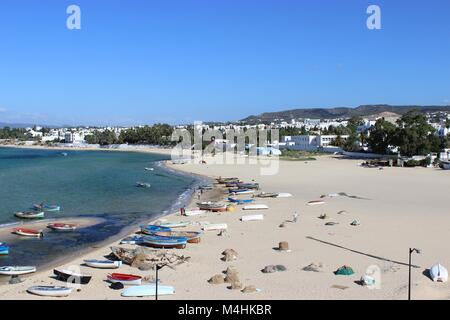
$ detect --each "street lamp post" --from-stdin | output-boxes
[155,263,168,301]
[408,248,421,300]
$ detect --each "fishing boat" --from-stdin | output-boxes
[0,243,9,255]
[47,223,77,231]
[158,221,190,228]
[0,266,36,276]
[256,192,279,198]
[121,284,175,297]
[84,259,122,269]
[241,214,264,222]
[13,228,43,237]
[229,189,255,195]
[14,211,44,219]
[27,286,73,297]
[441,161,450,170]
[242,204,269,210]
[307,200,325,206]
[140,225,172,235]
[141,236,187,249]
[144,167,154,171]
[150,231,202,244]
[136,182,151,188]
[237,183,260,190]
[182,208,207,216]
[227,197,254,204]
[198,185,213,190]
[53,269,92,284]
[120,235,144,245]
[107,273,142,286]
[202,223,228,231]
[429,263,448,282]
[33,203,61,212]
[216,177,240,184]
[276,193,292,198]
[197,201,227,212]
[224,181,240,187]
[61,152,68,157]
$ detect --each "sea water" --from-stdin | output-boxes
[0,147,202,267]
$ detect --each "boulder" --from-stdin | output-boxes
[278,241,289,251]
[242,285,257,293]
[208,274,225,284]
[261,265,277,273]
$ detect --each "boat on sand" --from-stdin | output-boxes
[27,286,73,297]
[141,236,187,249]
[121,284,175,297]
[197,201,227,212]
[150,231,202,244]
[307,200,325,206]
[53,269,92,284]
[47,223,77,231]
[243,204,268,210]
[107,273,142,286]
[84,259,122,269]
[202,223,227,231]
[0,266,36,276]
[241,214,264,222]
[140,225,171,234]
[13,228,43,237]
[429,263,448,282]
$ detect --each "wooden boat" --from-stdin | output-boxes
[0,242,9,255]
[140,225,172,234]
[202,223,228,231]
[136,182,151,188]
[198,184,213,190]
[33,203,61,212]
[144,167,154,171]
[53,269,92,284]
[27,286,73,297]
[0,266,36,276]
[84,259,122,269]
[120,235,144,245]
[256,192,278,198]
[141,236,187,249]
[241,214,264,222]
[150,231,202,244]
[216,177,240,184]
[197,201,227,212]
[227,197,254,204]
[14,211,44,219]
[429,263,448,282]
[158,221,190,228]
[107,273,142,286]
[182,208,207,216]
[242,204,269,210]
[13,228,43,237]
[229,189,255,195]
[121,284,175,297]
[307,200,325,206]
[225,182,240,187]
[237,183,260,190]
[47,223,77,231]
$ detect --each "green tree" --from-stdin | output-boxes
[367,118,396,154]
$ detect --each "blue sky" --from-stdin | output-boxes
[0,0,449,126]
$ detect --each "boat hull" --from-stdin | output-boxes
[107,273,142,286]
[0,266,36,276]
[84,260,122,269]
[27,286,73,297]
[53,269,92,285]
[151,231,202,244]
[13,228,43,237]
[121,284,175,297]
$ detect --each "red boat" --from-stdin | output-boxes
[13,228,43,237]
[107,273,142,285]
[47,223,77,231]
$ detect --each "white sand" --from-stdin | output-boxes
[1,152,450,300]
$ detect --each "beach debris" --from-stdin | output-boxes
[208,274,225,284]
[279,222,287,228]
[218,230,227,236]
[110,282,124,290]
[325,222,339,226]
[275,265,287,271]
[302,263,323,272]
[9,276,23,285]
[337,210,347,215]
[110,246,190,269]
[261,265,277,273]
[429,263,448,282]
[292,212,298,223]
[221,249,238,262]
[359,275,376,287]
[228,281,242,290]
[350,220,360,226]
[225,266,238,276]
[331,285,349,290]
[318,213,328,219]
[242,285,258,293]
[278,241,289,251]
[334,265,355,276]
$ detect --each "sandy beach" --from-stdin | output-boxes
[1,150,450,300]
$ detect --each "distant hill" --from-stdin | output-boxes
[240,105,450,124]
[0,122,59,129]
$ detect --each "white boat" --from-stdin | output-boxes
[202,223,228,231]
[144,167,154,171]
[241,214,264,222]
[429,263,448,282]
[276,193,292,198]
[27,286,73,297]
[230,189,255,195]
[14,211,44,219]
[0,266,37,276]
[158,221,190,228]
[121,284,175,297]
[183,209,207,216]
[84,259,122,269]
[242,204,268,210]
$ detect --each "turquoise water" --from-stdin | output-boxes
[0,147,201,268]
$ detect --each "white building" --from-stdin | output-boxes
[280,135,349,152]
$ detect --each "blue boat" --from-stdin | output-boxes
[140,225,172,235]
[120,235,144,245]
[141,235,187,249]
[227,197,254,204]
[0,242,9,255]
[33,203,61,212]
